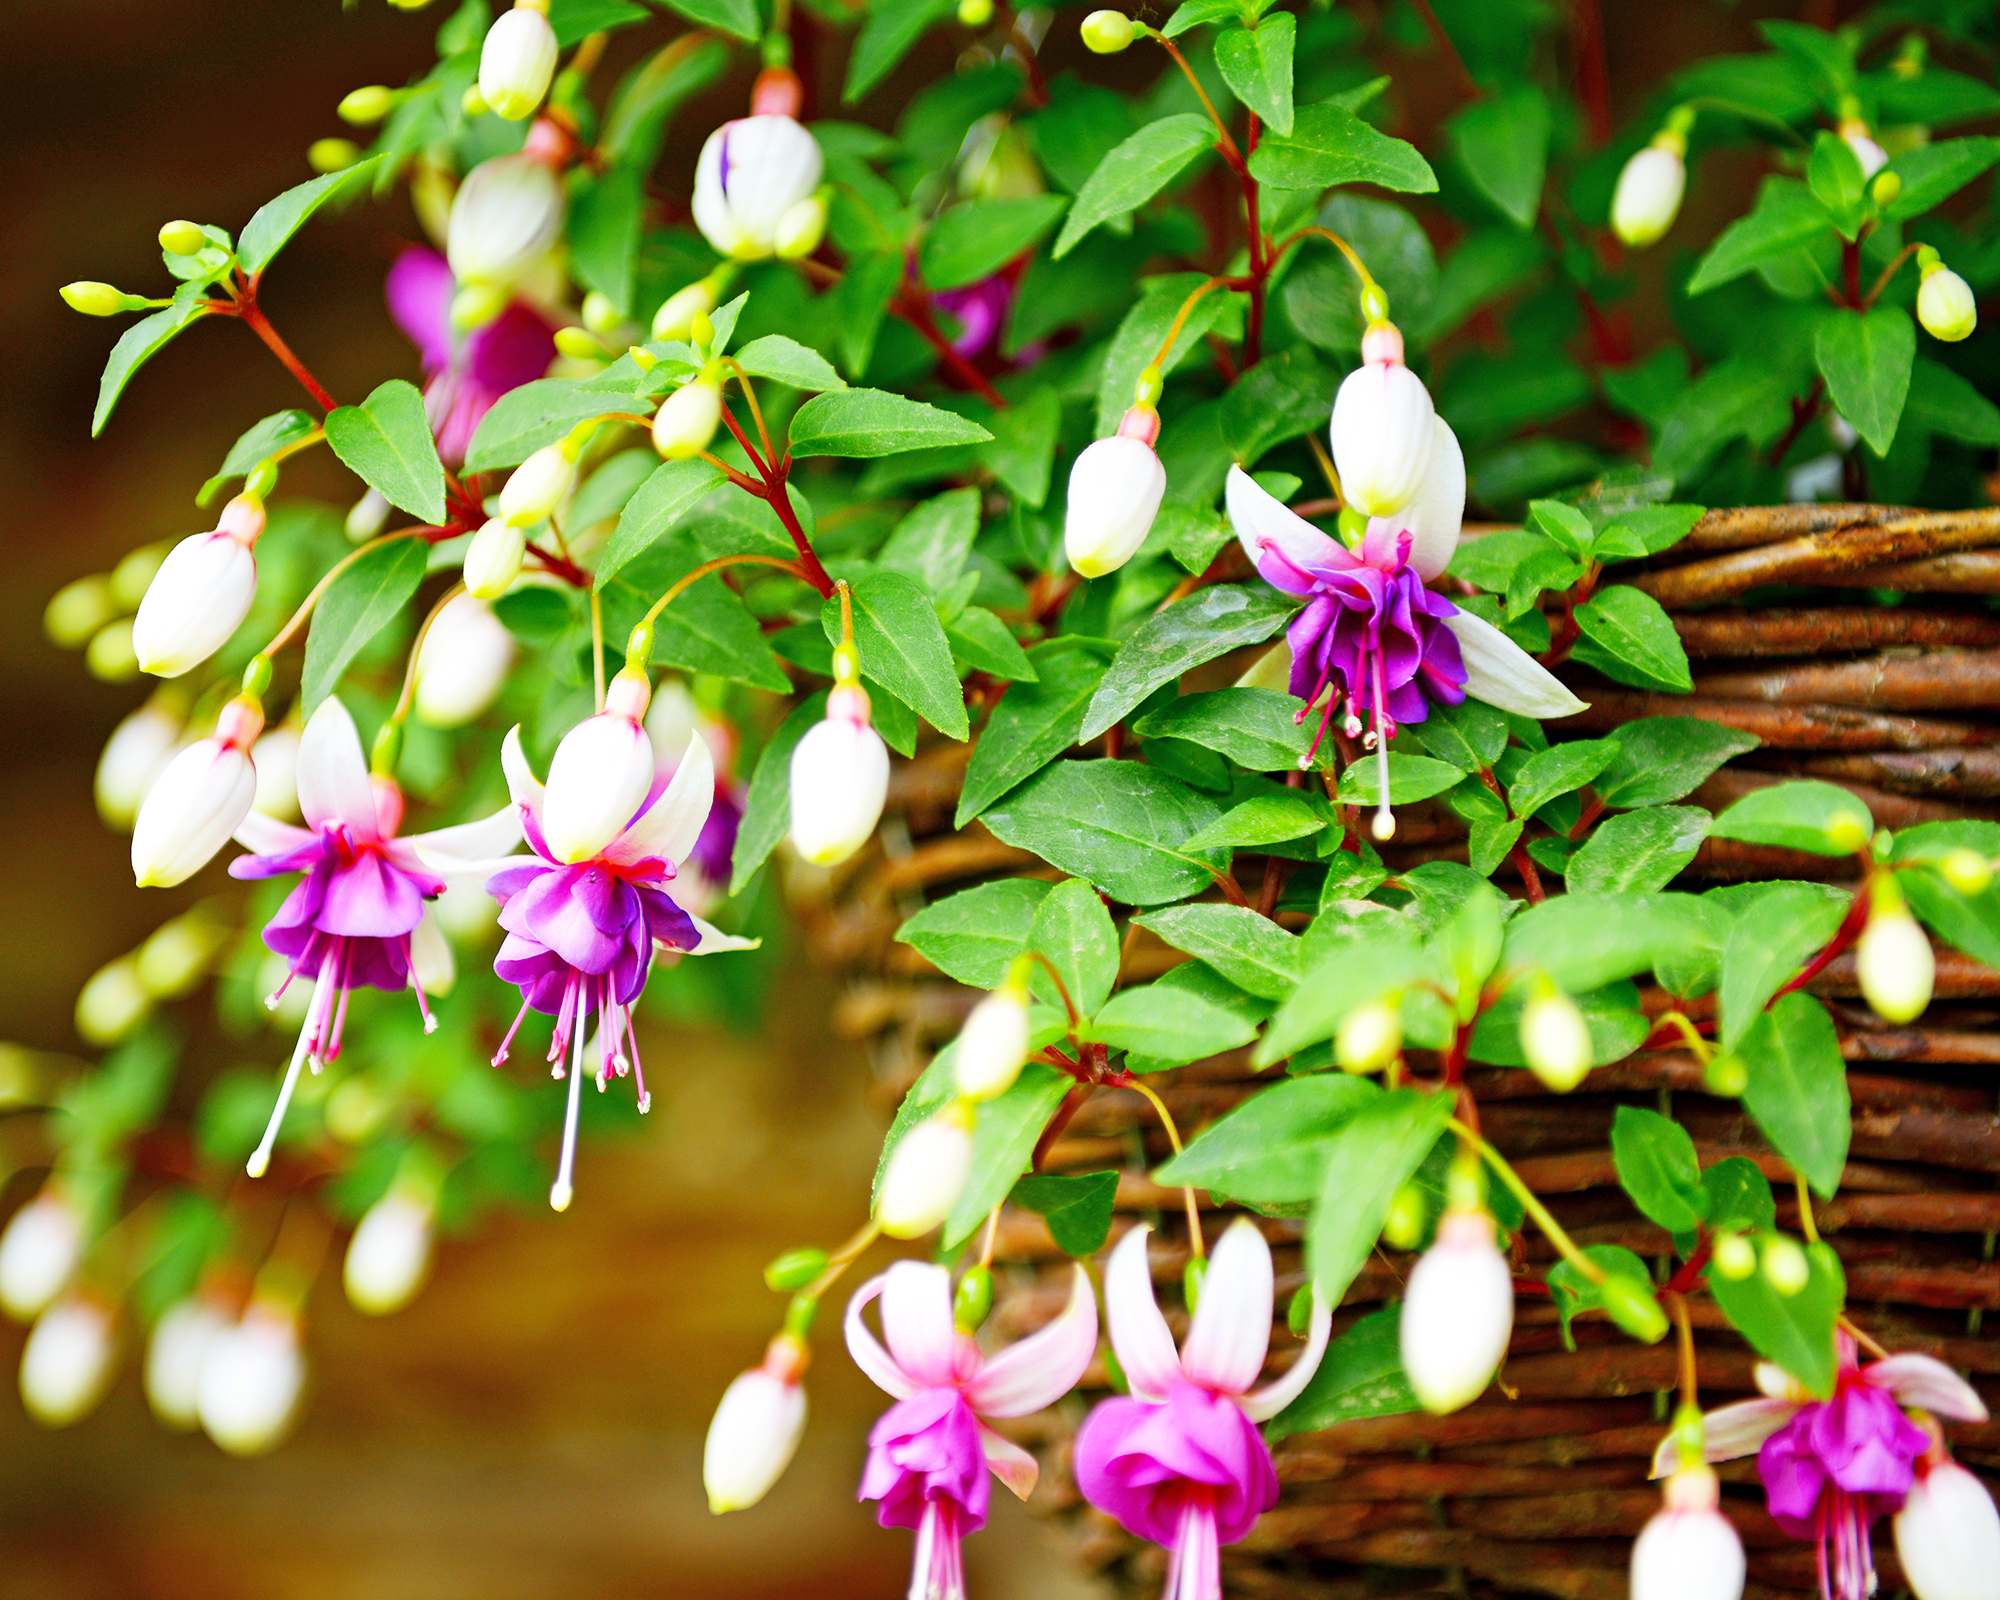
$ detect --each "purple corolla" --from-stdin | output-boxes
[1074,1221,1332,1600]
[230,698,520,1178]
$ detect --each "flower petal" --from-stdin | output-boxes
[1867,1353,1991,1422]
[1442,610,1589,718]
[962,1264,1097,1419]
[410,802,524,876]
[1226,467,1351,597]
[234,811,315,857]
[1104,1225,1183,1403]
[1240,1295,1333,1423]
[1399,417,1466,582]
[844,1272,917,1401]
[1180,1217,1272,1396]
[977,1419,1040,1501]
[297,698,380,839]
[685,914,761,956]
[1649,1397,1800,1477]
[409,908,456,996]
[881,1260,959,1389]
[500,726,546,824]
[608,731,714,871]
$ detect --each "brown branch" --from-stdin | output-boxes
[1672,606,2000,657]
[1556,692,1999,752]
[1631,507,2000,606]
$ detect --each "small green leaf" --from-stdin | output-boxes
[1248,99,1436,193]
[1308,1089,1455,1306]
[730,691,827,895]
[1718,883,1849,1048]
[1091,983,1259,1063]
[237,155,387,276]
[819,570,969,739]
[977,386,1062,508]
[1053,114,1218,258]
[1136,903,1301,1001]
[657,0,760,41]
[733,334,847,392]
[982,760,1228,906]
[1214,13,1295,136]
[1265,1306,1419,1441]
[1133,688,1311,772]
[1610,1106,1706,1233]
[1010,1172,1119,1257]
[1701,1157,1776,1235]
[1500,892,1707,994]
[1595,718,1759,809]
[1814,305,1915,457]
[466,378,636,473]
[1740,993,1850,1199]
[845,0,958,102]
[1257,933,1431,1064]
[1030,876,1119,1017]
[957,644,1109,825]
[1805,131,1869,239]
[948,607,1037,681]
[1333,753,1466,806]
[596,459,725,584]
[1686,178,1829,296]
[568,165,645,315]
[1155,1075,1378,1206]
[1446,85,1551,230]
[1906,357,2000,446]
[323,378,447,523]
[1507,737,1622,819]
[1547,1244,1664,1349]
[921,194,1071,289]
[1710,781,1873,856]
[299,536,429,712]
[93,286,213,437]
[897,879,1052,988]
[1183,794,1324,852]
[1709,1237,1844,1399]
[1573,587,1694,693]
[788,388,992,457]
[1081,587,1297,741]
[199,408,318,503]
[1883,136,2000,220]
[1566,807,1710,893]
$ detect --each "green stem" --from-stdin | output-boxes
[261,532,419,655]
[1449,1116,1606,1284]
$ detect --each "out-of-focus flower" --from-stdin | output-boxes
[691,116,825,261]
[415,593,515,728]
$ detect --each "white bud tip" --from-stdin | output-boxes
[1372,808,1396,841]
[549,1181,573,1212]
[245,1151,269,1179]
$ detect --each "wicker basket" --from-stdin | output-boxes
[796,502,2000,1600]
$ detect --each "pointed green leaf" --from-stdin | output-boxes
[1136,902,1300,1000]
[323,378,447,523]
[983,760,1227,906]
[1248,100,1436,193]
[1814,305,1915,457]
[1446,85,1551,230]
[734,334,848,393]
[1308,1089,1455,1306]
[1686,178,1829,296]
[300,536,429,713]
[1030,876,1119,1017]
[898,879,1052,987]
[957,644,1108,825]
[1080,586,1297,741]
[819,570,969,739]
[920,194,1071,289]
[92,286,212,437]
[1053,114,1218,258]
[1740,992,1850,1198]
[1010,1172,1119,1257]
[237,155,387,276]
[1573,586,1694,693]
[788,388,992,457]
[1214,13,1295,136]
[595,459,726,584]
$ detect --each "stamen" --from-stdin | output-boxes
[247,962,328,1178]
[550,986,588,1212]
[406,936,438,1036]
[493,997,534,1067]
[1370,652,1396,843]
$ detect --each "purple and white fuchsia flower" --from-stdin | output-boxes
[484,708,755,1209]
[1652,1335,1990,1600]
[691,114,825,262]
[230,698,520,1179]
[1075,1221,1331,1600]
[847,1259,1098,1600]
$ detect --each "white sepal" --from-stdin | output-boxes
[415,593,515,728]
[540,710,656,863]
[131,532,257,677]
[131,735,258,886]
[1442,609,1589,718]
[1369,416,1466,582]
[652,378,723,460]
[251,724,302,820]
[0,1192,84,1323]
[1895,1459,2000,1600]
[1064,435,1166,579]
[787,710,889,866]
[1611,144,1687,248]
[1399,1209,1513,1414]
[197,1301,307,1457]
[478,4,559,121]
[1330,359,1436,517]
[703,1357,808,1513]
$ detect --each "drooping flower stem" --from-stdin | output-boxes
[1127,1078,1205,1257]
[589,586,606,710]
[1148,275,1251,372]
[1270,225,1381,302]
[261,532,424,656]
[799,1219,882,1302]
[1448,1116,1607,1285]
[1794,1169,1821,1246]
[390,581,468,730]
[1010,948,1081,1030]
[639,554,813,634]
[720,359,777,466]
[1138,28,1245,174]
[1665,1289,1699,1407]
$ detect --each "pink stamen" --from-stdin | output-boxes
[493,997,534,1068]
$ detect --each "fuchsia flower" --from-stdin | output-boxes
[1075,1221,1332,1600]
[1653,1335,1989,1600]
[386,246,555,467]
[846,1259,1098,1600]
[933,275,1012,359]
[231,698,520,1178]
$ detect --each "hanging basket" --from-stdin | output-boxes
[797,502,2000,1600]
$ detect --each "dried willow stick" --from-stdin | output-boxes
[1673,607,2000,658]
[1558,692,1999,751]
[1694,648,2000,711]
[1675,502,1918,552]
[1633,509,2000,606]
[1807,549,2000,593]
[1797,748,2000,799]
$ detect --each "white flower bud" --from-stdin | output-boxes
[1761,1234,1809,1296]
[447,151,566,287]
[131,505,263,677]
[500,442,577,528]
[1520,987,1593,1091]
[1611,143,1687,248]
[773,194,827,260]
[20,1295,117,1428]
[0,1192,84,1322]
[704,1338,808,1513]
[1399,1209,1513,1414]
[345,488,391,542]
[75,956,150,1045]
[541,705,656,864]
[652,280,719,342]
[1857,907,1934,1024]
[464,517,527,598]
[343,1192,435,1316]
[1842,124,1889,179]
[1081,9,1135,51]
[251,723,301,820]
[197,1302,306,1456]
[787,693,890,867]
[415,593,515,728]
[130,725,258,887]
[1631,1466,1745,1600]
[95,701,183,829]
[955,985,1032,1100]
[1337,999,1402,1074]
[653,377,723,460]
[692,116,825,261]
[478,3,559,121]
[875,1104,975,1239]
[1895,1458,2000,1600]
[1330,358,1437,517]
[145,1296,229,1429]
[1064,434,1166,579]
[1918,265,1978,344]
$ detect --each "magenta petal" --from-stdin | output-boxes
[859,1389,991,1535]
[1759,1410,1833,1535]
[1074,1386,1277,1549]
[465,299,558,394]
[1809,1385,1928,1497]
[318,852,428,939]
[386,247,455,370]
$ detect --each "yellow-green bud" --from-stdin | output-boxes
[1941,847,1993,896]
[338,85,397,125]
[136,913,225,999]
[1520,986,1593,1091]
[1381,1182,1427,1252]
[1182,1253,1207,1314]
[158,221,210,256]
[1336,506,1368,550]
[44,576,115,649]
[1133,364,1164,408]
[1081,9,1136,52]
[953,1264,993,1331]
[1703,1052,1749,1098]
[581,291,621,336]
[690,309,716,351]
[1711,1232,1756,1281]
[110,542,169,611]
[1337,998,1401,1074]
[652,279,719,342]
[1597,1273,1668,1343]
[1359,282,1390,323]
[76,957,150,1046]
[958,0,994,22]
[462,85,490,117]
[1869,170,1901,208]
[307,138,363,174]
[762,1247,827,1292]
[451,281,512,333]
[1917,257,1978,343]
[60,282,139,317]
[85,619,139,683]
[553,326,606,361]
[1825,811,1870,854]
[1761,1234,1809,1297]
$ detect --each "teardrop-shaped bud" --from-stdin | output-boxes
[197,1301,307,1457]
[1918,263,1978,344]
[954,984,1032,1100]
[145,1296,230,1430]
[875,1104,976,1239]
[692,116,825,261]
[130,705,260,887]
[1611,143,1687,248]
[1399,1208,1513,1414]
[19,1294,117,1428]
[478,3,559,121]
[540,703,656,863]
[1895,1457,2000,1600]
[1063,433,1166,579]
[0,1191,84,1322]
[1630,1465,1746,1600]
[652,377,723,460]
[95,700,184,829]
[343,1192,435,1316]
[1330,356,1436,517]
[463,517,527,598]
[1520,986,1593,1091]
[415,594,515,729]
[447,151,566,287]
[703,1335,809,1513]
[499,442,577,528]
[787,689,890,867]
[1857,906,1935,1024]
[131,498,264,677]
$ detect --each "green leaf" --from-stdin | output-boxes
[466,378,637,473]
[1333,753,1466,807]
[1718,883,1850,1048]
[942,1064,1072,1248]
[602,538,789,691]
[299,536,428,713]
[977,386,1062,508]
[1566,807,1710,893]
[1879,71,2000,131]
[1010,1172,1118,1257]
[1091,983,1258,1063]
[599,35,728,167]
[1906,357,2000,446]
[878,487,978,595]
[1265,1306,1419,1441]
[1500,892,1706,994]
[1595,718,1759,808]
[237,155,387,276]
[898,879,1052,988]
[1740,993,1850,1199]
[1710,780,1873,856]
[948,607,1037,681]
[1903,865,2000,971]
[844,0,957,102]
[1093,273,1242,435]
[957,644,1108,825]
[730,691,826,895]
[1814,305,1915,457]
[1183,794,1324,852]
[1161,0,1252,37]
[1257,934,1431,1064]
[1214,13,1295,136]
[1651,357,1795,485]
[1547,1243,1663,1348]
[1406,698,1510,772]
[1053,115,1218,258]
[1030,876,1119,1017]
[1248,99,1436,193]
[657,0,760,40]
[733,334,847,392]
[1599,504,1706,558]
[1308,1089,1455,1306]
[1155,1075,1378,1207]
[595,459,725,584]
[1446,85,1550,230]
[1133,688,1309,772]
[1081,586,1298,741]
[1507,738,1622,820]
[1686,178,1830,296]
[1702,1157,1776,1235]
[920,194,1071,290]
[1611,1106,1706,1234]
[982,760,1227,906]
[1806,130,1869,239]
[549,0,650,44]
[788,388,992,457]
[819,570,969,739]
[1136,903,1301,1000]
[1883,136,2000,220]
[1573,587,1694,693]
[568,165,644,315]
[1709,1237,1844,1399]
[92,286,212,437]
[199,408,317,503]
[323,378,447,523]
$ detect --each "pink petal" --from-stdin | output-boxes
[1180,1218,1273,1396]
[1240,1295,1333,1423]
[1104,1225,1184,1403]
[297,698,379,840]
[605,731,713,871]
[843,1272,916,1401]
[962,1264,1097,1419]
[1649,1398,1800,1478]
[1225,467,1354,598]
[881,1260,958,1389]
[499,726,545,829]
[234,811,314,857]
[978,1419,1039,1501]
[1867,1354,1990,1422]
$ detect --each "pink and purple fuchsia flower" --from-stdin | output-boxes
[231,698,521,1178]
[846,1259,1098,1600]
[1653,1334,1989,1600]
[1075,1221,1332,1600]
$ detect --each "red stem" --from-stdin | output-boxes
[1775,890,1872,1002]
[1842,237,1863,309]
[1032,1085,1094,1172]
[761,476,836,598]
[234,287,338,411]
[1242,116,1265,367]
[892,291,1008,408]
[718,404,774,481]
[1511,843,1547,903]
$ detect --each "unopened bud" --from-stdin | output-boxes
[1381,1182,1426,1251]
[954,1263,993,1330]
[1081,9,1135,51]
[130,708,261,887]
[1702,1052,1748,1097]
[553,326,605,361]
[197,1301,306,1456]
[158,220,210,256]
[1520,986,1593,1091]
[85,618,140,682]
[959,0,994,22]
[1064,433,1165,579]
[500,442,577,527]
[307,137,363,174]
[136,912,224,999]
[75,956,150,1046]
[1857,904,1935,1024]
[479,2,560,122]
[1400,1209,1513,1414]
[788,695,890,866]
[1337,998,1401,1074]
[1870,170,1901,208]
[1330,350,1436,517]
[132,506,264,677]
[44,575,115,648]
[1611,141,1687,248]
[60,281,140,317]
[343,1192,435,1315]
[463,517,527,599]
[1941,847,1993,895]
[338,85,396,124]
[95,700,183,828]
[1711,1232,1756,1281]
[20,1295,117,1428]
[763,1248,827,1293]
[414,593,514,728]
[772,193,828,261]
[652,279,720,342]
[703,1339,808,1514]
[1631,1463,1745,1600]
[144,1297,227,1430]
[1598,1273,1668,1343]
[652,376,723,460]
[874,1102,975,1239]
[953,984,1032,1100]
[0,1192,84,1322]
[447,150,567,288]
[1918,256,1978,343]
[1894,1456,2000,1600]
[1761,1234,1809,1296]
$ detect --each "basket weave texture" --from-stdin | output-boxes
[797,503,2000,1600]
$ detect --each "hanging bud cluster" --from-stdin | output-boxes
[1612,106,1693,248]
[1916,245,1978,343]
[1064,364,1166,579]
[1856,875,1935,1024]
